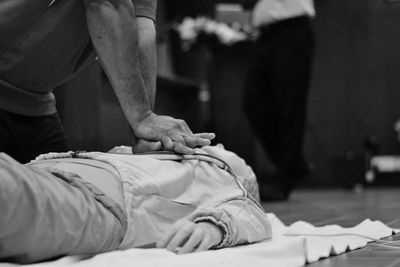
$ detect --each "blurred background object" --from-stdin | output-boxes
[55,0,400,188]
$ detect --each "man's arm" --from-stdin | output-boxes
[137,17,156,109]
[83,0,151,125]
[83,0,214,154]
[129,17,160,153]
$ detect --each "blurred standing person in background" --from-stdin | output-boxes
[241,0,315,201]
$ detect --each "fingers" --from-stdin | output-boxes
[191,133,216,140]
[179,228,203,254]
[195,235,212,252]
[168,132,216,153]
[156,220,182,249]
[132,132,216,155]
[172,142,195,155]
[132,139,162,154]
[183,135,211,148]
[161,136,174,151]
[161,135,199,154]
[165,223,195,252]
[181,132,215,148]
[157,220,194,252]
[170,134,186,147]
[157,220,218,255]
[134,113,216,154]
[157,220,204,254]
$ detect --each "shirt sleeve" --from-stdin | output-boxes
[188,196,272,248]
[132,0,157,21]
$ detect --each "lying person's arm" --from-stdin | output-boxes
[157,220,223,254]
[157,196,272,253]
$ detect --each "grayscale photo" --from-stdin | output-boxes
[1,0,400,266]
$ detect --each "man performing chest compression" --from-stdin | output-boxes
[0,0,214,163]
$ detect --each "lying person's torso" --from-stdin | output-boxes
[28,158,125,210]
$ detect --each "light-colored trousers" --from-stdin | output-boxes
[0,153,124,263]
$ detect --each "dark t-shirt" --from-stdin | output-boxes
[0,0,157,116]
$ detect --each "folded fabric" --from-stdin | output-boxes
[1,213,396,267]
[269,213,398,263]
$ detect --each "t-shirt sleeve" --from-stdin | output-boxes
[132,0,157,21]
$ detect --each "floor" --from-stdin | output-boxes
[262,188,400,267]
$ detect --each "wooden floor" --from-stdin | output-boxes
[262,188,400,267]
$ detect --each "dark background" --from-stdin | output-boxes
[55,0,400,187]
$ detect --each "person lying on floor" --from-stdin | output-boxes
[0,145,271,264]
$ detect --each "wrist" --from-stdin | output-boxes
[197,222,223,247]
[129,108,153,130]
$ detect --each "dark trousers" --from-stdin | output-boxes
[244,16,314,185]
[0,109,69,163]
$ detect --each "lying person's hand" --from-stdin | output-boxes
[134,112,215,154]
[156,219,222,254]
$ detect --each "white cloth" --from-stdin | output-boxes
[2,213,396,267]
[252,0,315,27]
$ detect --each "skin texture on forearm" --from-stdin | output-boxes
[83,0,216,154]
[83,0,152,128]
[137,17,156,110]
[129,17,159,152]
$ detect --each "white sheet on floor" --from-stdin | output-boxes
[1,213,397,267]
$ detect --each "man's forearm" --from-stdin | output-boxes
[83,0,152,128]
[83,0,215,154]
[130,17,157,148]
[137,17,157,110]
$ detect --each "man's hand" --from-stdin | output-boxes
[134,112,215,154]
[84,1,210,154]
[131,139,162,153]
[156,219,223,254]
[108,142,161,154]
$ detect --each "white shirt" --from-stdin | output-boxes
[252,0,315,27]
